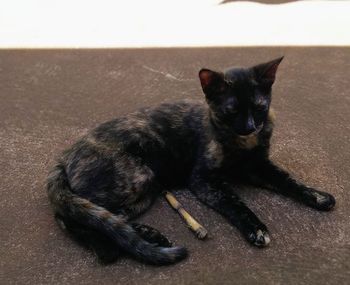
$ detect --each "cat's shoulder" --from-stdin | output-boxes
[141,99,206,122]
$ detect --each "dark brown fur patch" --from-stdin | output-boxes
[75,197,94,209]
[100,210,113,220]
[82,202,94,209]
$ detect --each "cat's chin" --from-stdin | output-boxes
[236,124,264,138]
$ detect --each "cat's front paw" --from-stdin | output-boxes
[246,228,271,247]
[304,189,336,211]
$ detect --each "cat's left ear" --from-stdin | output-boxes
[253,56,284,87]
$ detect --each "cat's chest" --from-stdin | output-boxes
[203,138,262,171]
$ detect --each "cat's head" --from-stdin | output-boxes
[199,57,283,136]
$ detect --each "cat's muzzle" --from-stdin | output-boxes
[237,123,264,137]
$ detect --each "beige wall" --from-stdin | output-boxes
[1,0,349,48]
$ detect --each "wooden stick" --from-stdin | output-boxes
[164,191,208,240]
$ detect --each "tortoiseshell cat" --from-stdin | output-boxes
[47,57,335,265]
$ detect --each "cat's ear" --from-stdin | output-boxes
[199,68,225,97]
[253,56,284,87]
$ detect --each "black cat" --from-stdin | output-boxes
[47,57,335,265]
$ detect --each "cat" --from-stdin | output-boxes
[47,57,336,265]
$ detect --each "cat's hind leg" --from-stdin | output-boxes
[49,161,187,265]
[123,195,156,220]
[55,214,176,263]
[122,197,173,248]
[55,214,121,264]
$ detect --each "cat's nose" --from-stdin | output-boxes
[237,116,256,136]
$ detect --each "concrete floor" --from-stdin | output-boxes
[1,47,350,284]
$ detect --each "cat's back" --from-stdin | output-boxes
[88,99,205,148]
[63,99,205,159]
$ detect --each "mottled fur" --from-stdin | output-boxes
[47,57,335,265]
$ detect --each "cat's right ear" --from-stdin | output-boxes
[199,69,225,98]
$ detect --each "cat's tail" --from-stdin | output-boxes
[47,163,187,265]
